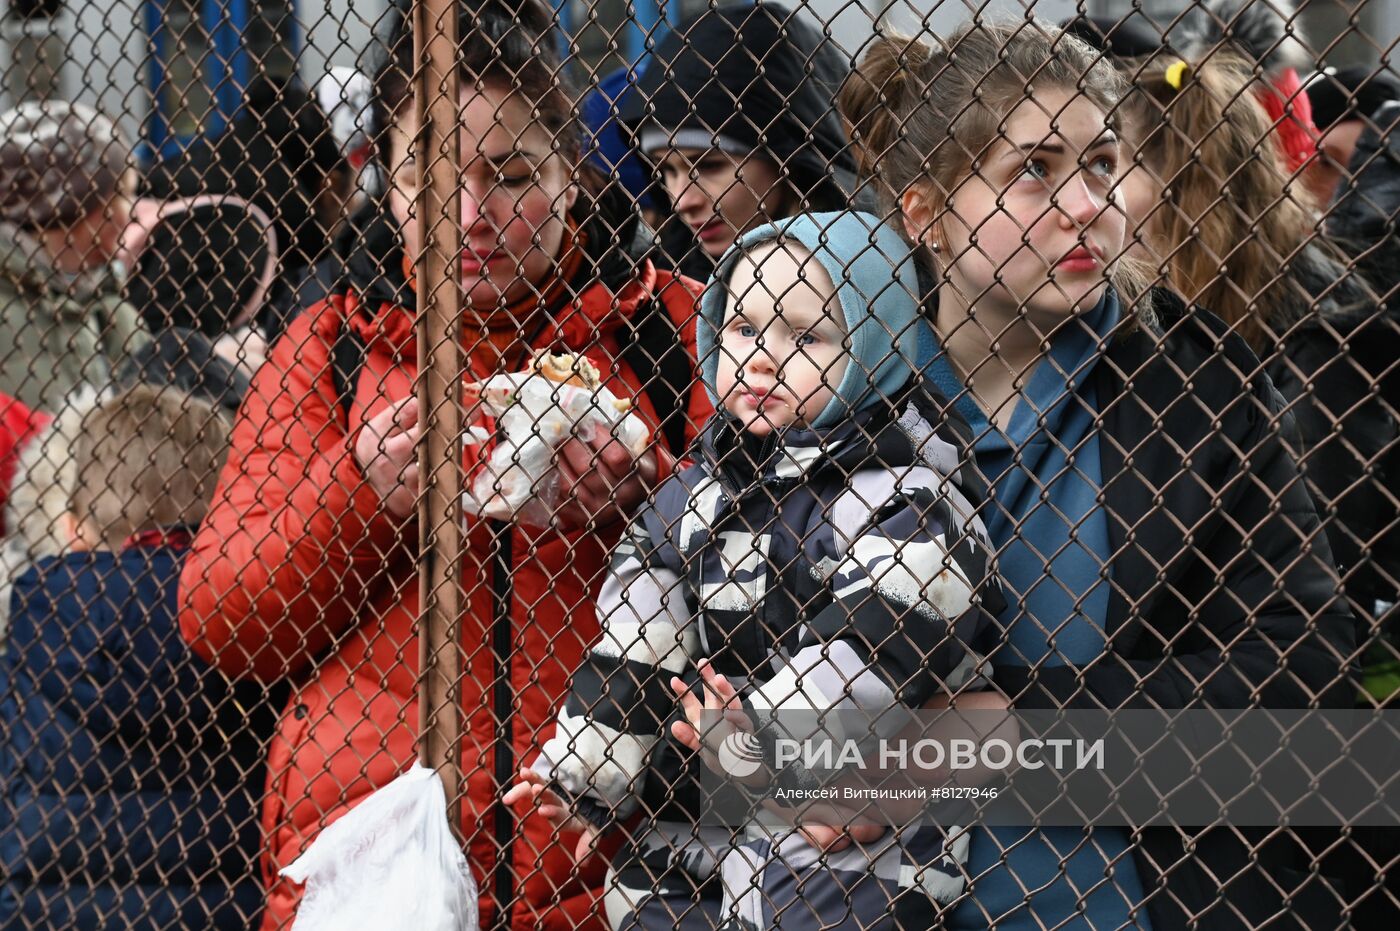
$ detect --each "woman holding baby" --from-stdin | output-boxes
[177,2,712,929]
[512,17,1356,931]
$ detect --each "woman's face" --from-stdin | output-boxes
[652,146,788,258]
[1312,118,1365,204]
[917,88,1127,328]
[386,84,578,312]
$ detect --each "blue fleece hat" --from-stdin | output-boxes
[697,211,922,429]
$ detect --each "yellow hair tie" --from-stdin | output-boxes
[1164,60,1190,91]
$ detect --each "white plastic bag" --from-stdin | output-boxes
[280,763,479,931]
[463,353,650,526]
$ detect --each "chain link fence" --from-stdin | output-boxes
[1,0,1399,928]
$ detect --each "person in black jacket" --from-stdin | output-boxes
[832,20,1356,931]
[1120,54,1397,690]
[620,1,859,281]
[141,76,346,334]
[1110,53,1400,927]
[1306,67,1400,206]
[1312,69,1400,302]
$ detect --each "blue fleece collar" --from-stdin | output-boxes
[923,288,1121,442]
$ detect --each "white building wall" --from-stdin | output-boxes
[69,5,150,145]
[1376,0,1400,72]
[298,0,380,79]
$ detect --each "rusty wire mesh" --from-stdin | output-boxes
[1,0,1399,928]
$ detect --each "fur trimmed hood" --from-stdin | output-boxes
[1180,0,1311,74]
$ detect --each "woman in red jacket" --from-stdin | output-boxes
[177,2,709,928]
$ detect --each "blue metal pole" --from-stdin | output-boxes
[285,0,301,59]
[203,0,252,136]
[552,0,573,47]
[628,0,660,62]
[200,0,226,135]
[228,0,252,97]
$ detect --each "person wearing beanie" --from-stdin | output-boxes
[620,2,860,281]
[1313,65,1400,307]
[1310,60,1400,931]
[1306,66,1400,205]
[0,101,148,411]
[510,211,1006,929]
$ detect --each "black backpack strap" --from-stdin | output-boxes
[330,314,366,427]
[622,295,695,458]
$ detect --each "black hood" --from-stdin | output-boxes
[620,2,858,208]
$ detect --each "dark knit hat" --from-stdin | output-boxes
[582,67,657,212]
[0,101,128,229]
[1060,14,1166,61]
[1308,66,1400,131]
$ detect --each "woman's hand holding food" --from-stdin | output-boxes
[353,396,422,519]
[553,426,664,531]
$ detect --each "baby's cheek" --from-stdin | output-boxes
[712,367,740,411]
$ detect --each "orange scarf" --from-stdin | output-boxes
[401,220,588,378]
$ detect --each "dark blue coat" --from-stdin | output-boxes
[0,539,281,929]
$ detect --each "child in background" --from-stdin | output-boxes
[510,211,1006,929]
[0,384,279,929]
[0,392,48,542]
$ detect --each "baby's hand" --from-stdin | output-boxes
[503,768,602,861]
[670,659,763,784]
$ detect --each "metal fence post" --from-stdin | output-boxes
[413,0,465,829]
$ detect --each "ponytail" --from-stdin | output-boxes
[1127,54,1319,349]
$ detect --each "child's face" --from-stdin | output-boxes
[714,243,848,436]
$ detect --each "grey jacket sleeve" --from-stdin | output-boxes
[530,504,698,822]
[748,464,1002,718]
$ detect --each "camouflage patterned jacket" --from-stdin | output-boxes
[535,379,1004,822]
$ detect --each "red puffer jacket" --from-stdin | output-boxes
[179,209,709,931]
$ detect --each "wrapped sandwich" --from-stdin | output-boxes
[463,351,650,525]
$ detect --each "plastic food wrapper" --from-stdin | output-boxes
[463,351,650,526]
[279,763,479,931]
